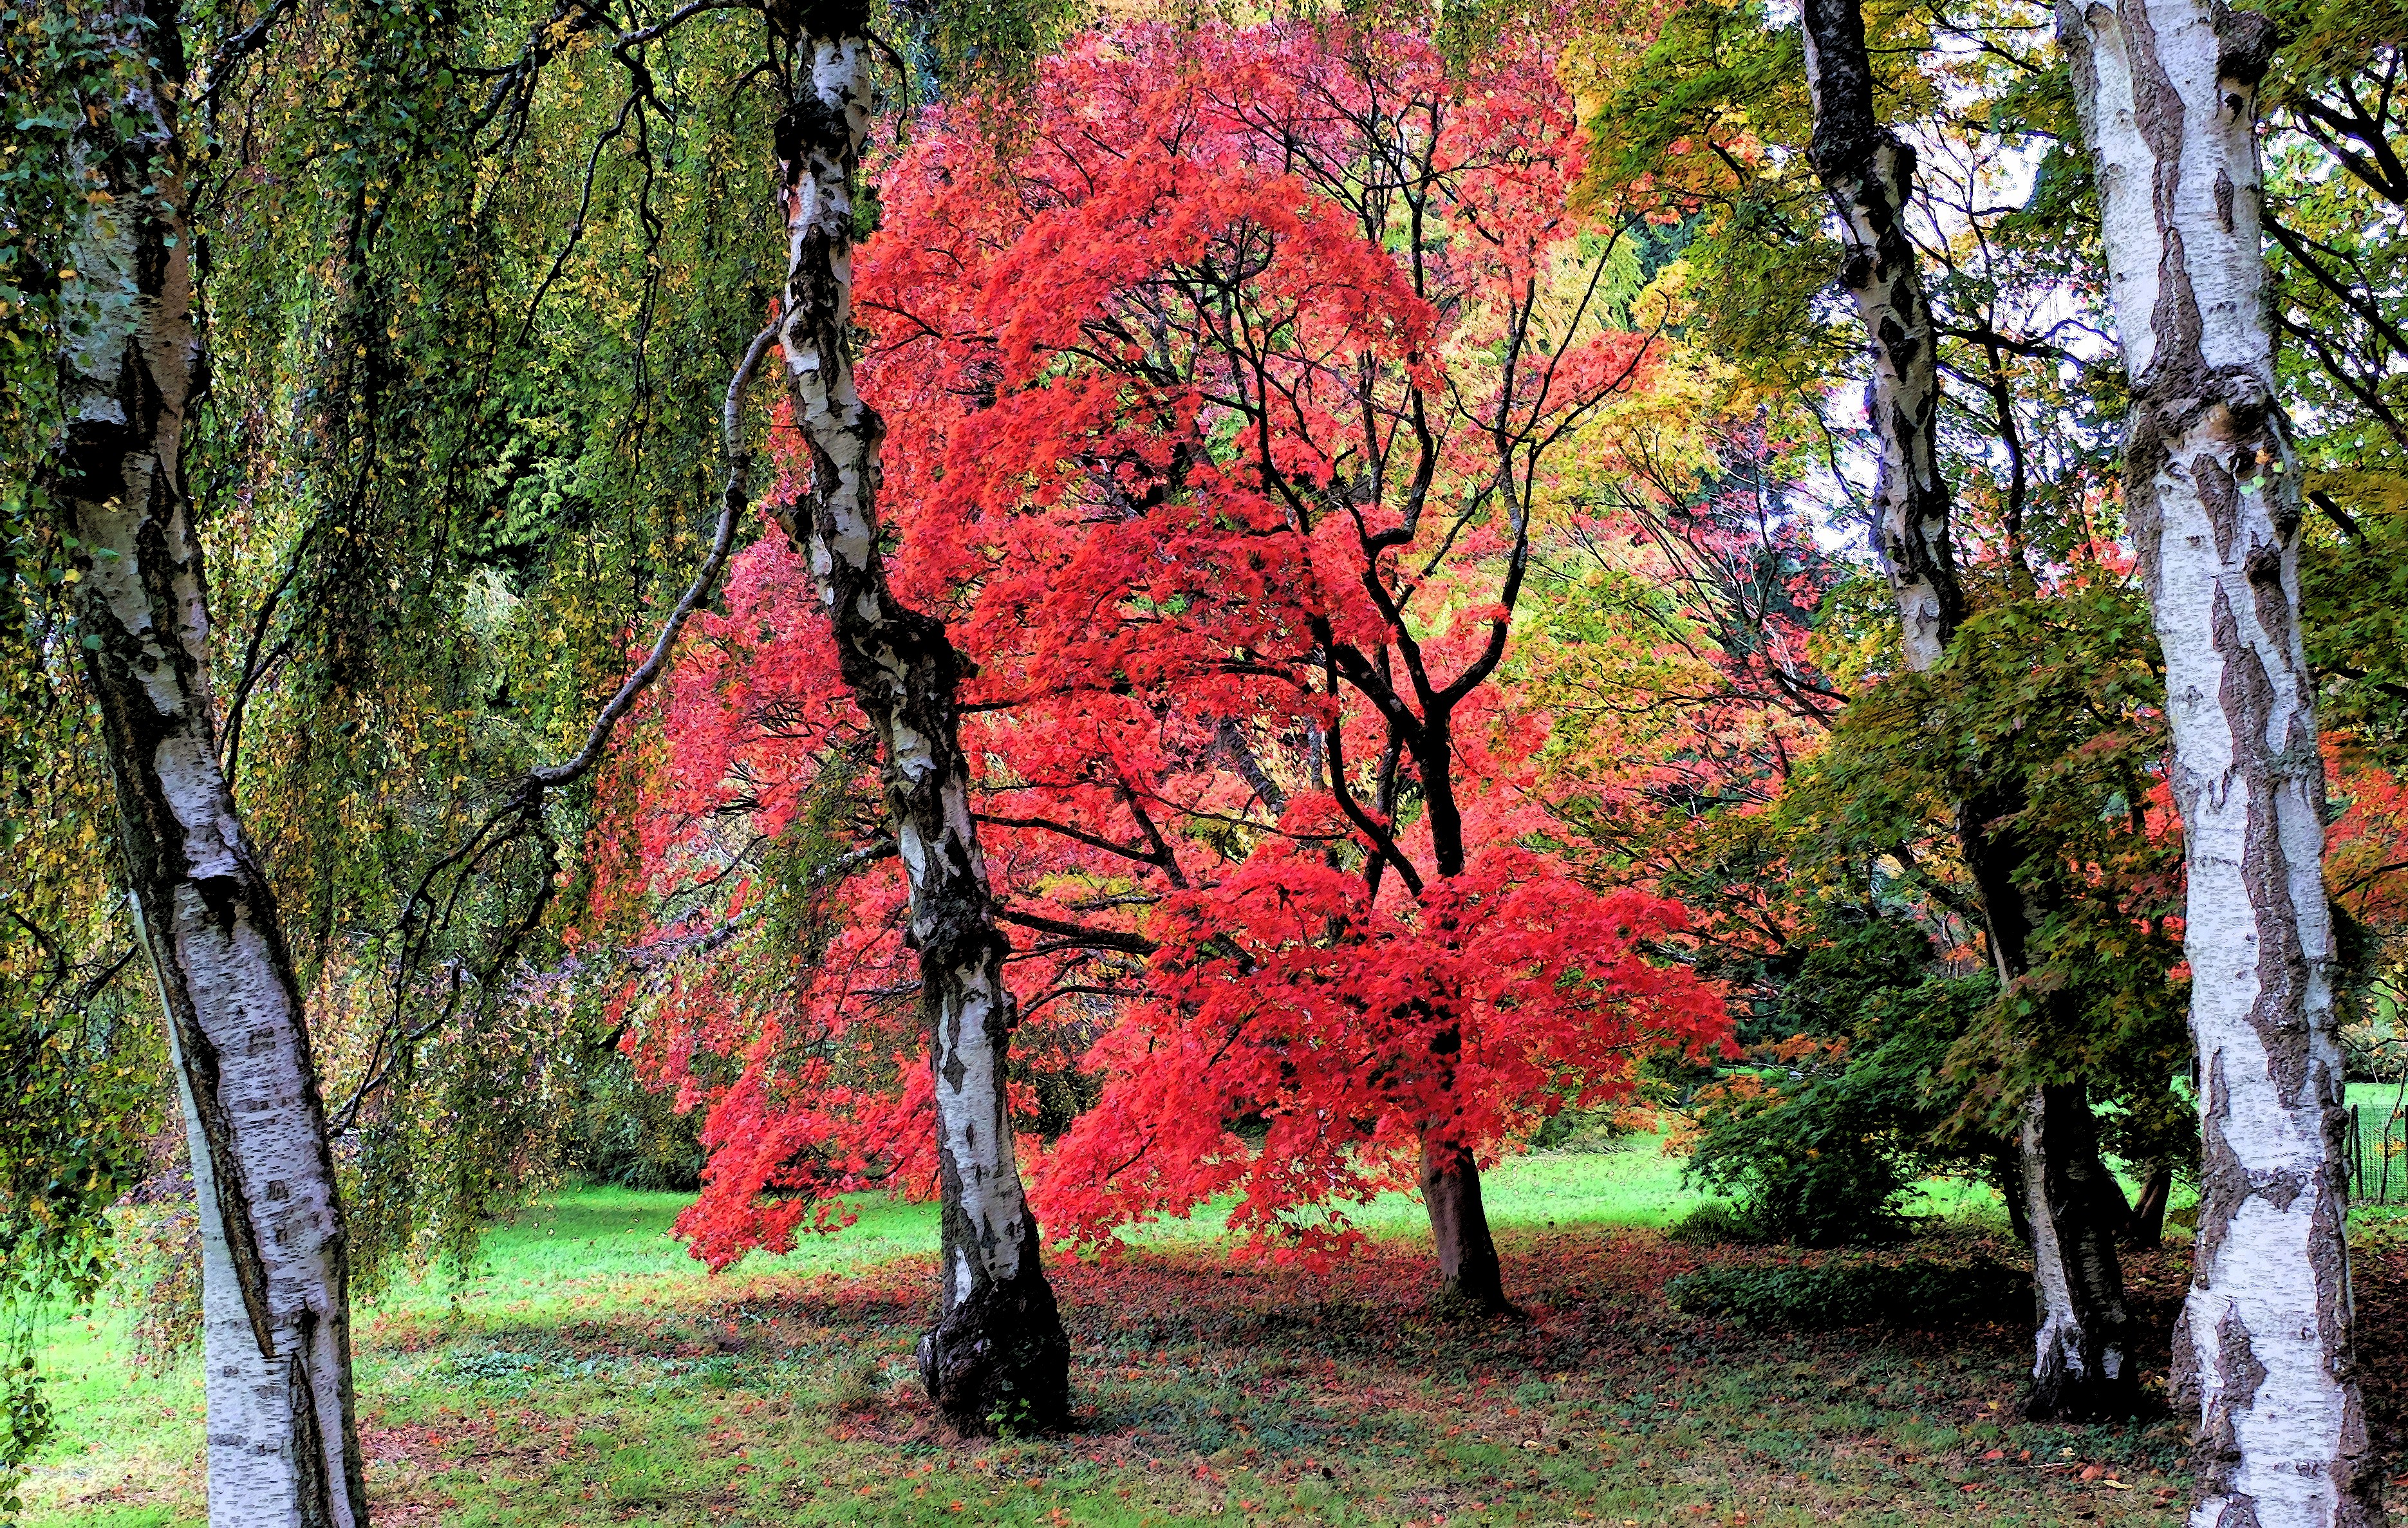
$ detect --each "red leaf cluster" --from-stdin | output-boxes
[585,17,1733,1272]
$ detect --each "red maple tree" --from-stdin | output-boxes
[586,17,1733,1296]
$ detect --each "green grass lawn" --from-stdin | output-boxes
[22,1135,2407,1527]
[2355,1077,2408,1204]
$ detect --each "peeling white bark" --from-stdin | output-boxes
[766,0,1066,1428]
[2061,0,2378,1520]
[52,3,366,1522]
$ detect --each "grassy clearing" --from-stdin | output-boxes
[23,1139,2408,1527]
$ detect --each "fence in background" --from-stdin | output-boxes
[2345,1092,2407,1206]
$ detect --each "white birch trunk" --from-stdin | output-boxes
[1798,0,1961,671]
[51,2,368,1522]
[765,0,1069,1430]
[2060,0,2380,1519]
[1802,0,2134,1417]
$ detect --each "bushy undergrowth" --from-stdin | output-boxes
[1666,1256,2030,1330]
[1663,1200,1762,1244]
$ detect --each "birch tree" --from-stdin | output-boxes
[760,0,1071,1430]
[1799,0,2136,1419]
[2059,0,2381,1518]
[42,0,369,1520]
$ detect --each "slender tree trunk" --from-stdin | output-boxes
[765,0,1069,1431]
[1797,0,1960,671]
[49,4,368,1521]
[1801,0,2135,1419]
[1995,1143,2035,1244]
[2061,0,2379,1517]
[1414,739,1511,1316]
[2127,1159,2174,1249]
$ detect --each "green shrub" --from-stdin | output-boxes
[1680,906,1995,1248]
[565,1053,705,1191]
[1664,1200,1762,1244]
[1683,1059,1922,1247]
[1665,1257,2028,1330]
[1528,1105,1649,1152]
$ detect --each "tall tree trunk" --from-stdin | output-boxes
[50,3,368,1521]
[1801,0,2136,1420]
[765,0,1069,1431]
[2061,0,2380,1518]
[2022,1085,2135,1414]
[1797,0,1960,673]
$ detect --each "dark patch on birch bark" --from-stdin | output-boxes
[2210,584,2318,1110]
[2196,452,2243,562]
[2199,1302,2272,1493]
[290,1336,333,1528]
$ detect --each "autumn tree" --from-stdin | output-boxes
[595,14,1728,1327]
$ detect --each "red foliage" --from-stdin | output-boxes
[586,18,1732,1272]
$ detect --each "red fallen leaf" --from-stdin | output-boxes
[2078,1464,2107,1482]
[1983,1449,2005,1461]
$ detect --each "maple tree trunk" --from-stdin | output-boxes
[2062,0,2379,1517]
[1419,1137,1509,1314]
[1414,732,1510,1316]
[1802,0,2134,1420]
[1995,1144,2034,1244]
[765,0,1068,1431]
[48,5,368,1521]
